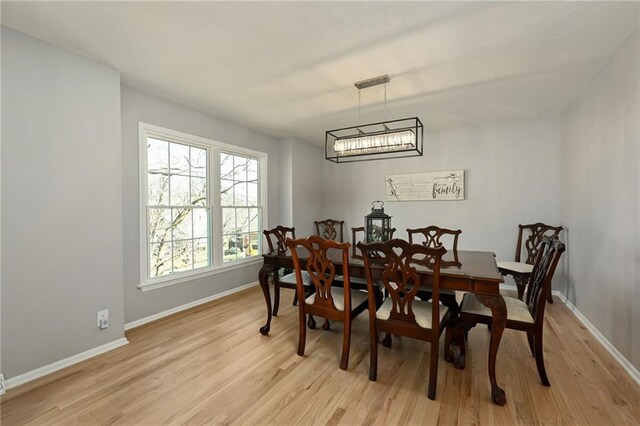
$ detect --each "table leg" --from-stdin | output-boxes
[259,265,275,335]
[476,294,507,406]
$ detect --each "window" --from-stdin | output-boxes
[220,153,261,262]
[140,123,266,289]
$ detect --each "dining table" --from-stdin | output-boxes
[257,246,507,405]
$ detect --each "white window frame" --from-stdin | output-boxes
[138,122,268,291]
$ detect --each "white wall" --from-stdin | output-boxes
[121,87,283,324]
[1,28,124,378]
[561,28,640,370]
[323,117,564,289]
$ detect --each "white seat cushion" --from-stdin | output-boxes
[305,287,368,311]
[460,293,534,323]
[497,261,533,274]
[279,271,312,285]
[376,298,448,329]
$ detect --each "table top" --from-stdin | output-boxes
[264,249,504,284]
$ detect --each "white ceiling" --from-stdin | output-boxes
[2,1,638,145]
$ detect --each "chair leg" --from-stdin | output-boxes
[292,292,298,306]
[515,275,527,301]
[534,330,550,386]
[297,310,306,356]
[547,292,554,304]
[382,333,392,347]
[527,330,535,357]
[340,319,351,370]
[427,332,440,400]
[322,319,331,330]
[272,280,281,316]
[307,315,316,329]
[369,327,378,381]
[453,322,469,370]
[444,321,455,363]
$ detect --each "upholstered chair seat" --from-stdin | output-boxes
[377,298,449,329]
[279,270,312,285]
[460,293,534,323]
[496,261,533,274]
[306,288,368,312]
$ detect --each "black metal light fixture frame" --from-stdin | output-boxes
[325,117,423,163]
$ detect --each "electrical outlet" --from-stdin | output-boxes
[97,309,109,329]
[0,373,6,395]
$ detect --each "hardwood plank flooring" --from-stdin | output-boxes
[1,286,639,425]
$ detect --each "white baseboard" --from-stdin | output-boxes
[561,296,640,386]
[124,281,259,331]
[500,284,639,386]
[5,337,129,390]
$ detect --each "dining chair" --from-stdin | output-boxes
[287,236,368,370]
[358,239,449,400]
[315,219,345,242]
[498,222,562,303]
[452,236,566,387]
[391,226,462,352]
[263,225,311,315]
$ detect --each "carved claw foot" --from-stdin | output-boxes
[382,333,392,347]
[491,385,506,406]
[259,325,270,335]
[307,316,316,329]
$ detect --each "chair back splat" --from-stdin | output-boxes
[263,225,295,256]
[526,236,566,324]
[407,226,462,268]
[516,223,562,264]
[315,219,345,242]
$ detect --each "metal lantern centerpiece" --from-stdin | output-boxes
[365,201,392,243]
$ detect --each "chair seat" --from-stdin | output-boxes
[349,276,368,285]
[376,298,448,329]
[305,287,368,312]
[279,271,312,285]
[497,261,533,274]
[460,292,534,323]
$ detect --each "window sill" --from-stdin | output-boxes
[138,257,263,292]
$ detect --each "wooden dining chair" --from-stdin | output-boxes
[263,226,311,315]
[358,239,449,400]
[452,236,566,387]
[315,219,345,242]
[287,236,368,370]
[498,222,562,303]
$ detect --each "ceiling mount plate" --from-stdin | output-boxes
[354,75,390,90]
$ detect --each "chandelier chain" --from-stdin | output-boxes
[358,88,362,125]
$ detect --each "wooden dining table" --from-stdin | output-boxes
[257,247,508,405]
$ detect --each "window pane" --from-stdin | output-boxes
[221,179,233,206]
[222,208,236,235]
[191,177,207,206]
[236,233,248,260]
[172,208,193,240]
[172,240,193,272]
[247,159,258,181]
[247,181,258,206]
[249,232,260,256]
[150,242,172,277]
[170,143,190,175]
[194,238,209,269]
[148,172,169,206]
[234,182,247,206]
[220,153,233,180]
[193,208,208,239]
[233,156,246,181]
[249,208,260,234]
[147,138,168,174]
[148,208,171,244]
[237,208,249,233]
[170,175,190,206]
[223,235,240,261]
[191,147,207,177]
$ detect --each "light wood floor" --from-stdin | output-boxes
[2,286,639,425]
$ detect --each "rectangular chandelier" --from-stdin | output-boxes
[325,117,423,163]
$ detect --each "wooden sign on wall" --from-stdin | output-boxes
[385,170,465,201]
